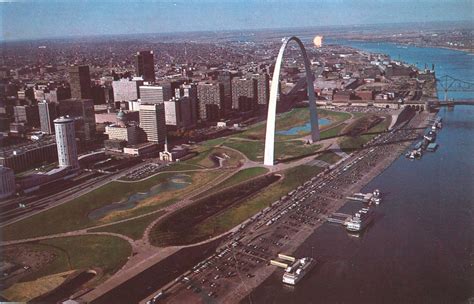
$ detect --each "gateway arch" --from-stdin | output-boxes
[264,36,320,166]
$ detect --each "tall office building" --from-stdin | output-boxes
[91,84,111,104]
[139,104,166,145]
[112,78,144,102]
[231,78,258,111]
[38,101,58,134]
[0,166,15,200]
[34,85,70,103]
[105,124,140,145]
[68,65,91,99]
[175,83,198,125]
[135,51,155,82]
[54,116,79,168]
[58,99,96,141]
[13,104,40,128]
[164,97,193,129]
[253,73,270,106]
[17,88,34,101]
[197,82,224,122]
[217,71,234,112]
[139,84,172,104]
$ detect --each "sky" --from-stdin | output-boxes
[1,0,473,41]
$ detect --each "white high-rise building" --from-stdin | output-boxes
[128,100,140,111]
[112,78,144,102]
[0,166,15,200]
[54,116,79,168]
[105,125,140,145]
[139,84,172,104]
[139,104,166,144]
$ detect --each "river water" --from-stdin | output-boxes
[247,42,473,303]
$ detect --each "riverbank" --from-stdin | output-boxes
[158,109,433,304]
[329,38,474,55]
[231,112,433,303]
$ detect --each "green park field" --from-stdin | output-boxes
[0,106,396,300]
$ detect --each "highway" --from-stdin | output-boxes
[0,161,148,228]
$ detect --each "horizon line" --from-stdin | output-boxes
[1,19,473,43]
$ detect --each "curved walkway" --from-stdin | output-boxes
[0,111,367,302]
[0,230,139,252]
[0,146,252,251]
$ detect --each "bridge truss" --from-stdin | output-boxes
[437,75,474,101]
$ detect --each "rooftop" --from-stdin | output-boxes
[0,136,56,158]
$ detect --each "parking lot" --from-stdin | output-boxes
[143,111,432,304]
[122,162,166,181]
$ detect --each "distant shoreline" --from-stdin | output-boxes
[1,19,472,44]
[329,38,473,55]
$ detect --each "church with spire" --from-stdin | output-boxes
[159,136,189,162]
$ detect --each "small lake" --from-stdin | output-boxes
[276,117,331,135]
[88,174,192,220]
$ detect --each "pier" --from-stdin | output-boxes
[326,213,351,225]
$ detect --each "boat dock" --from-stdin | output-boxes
[326,212,351,225]
[346,189,382,205]
[426,143,438,151]
[346,193,373,203]
[414,141,424,150]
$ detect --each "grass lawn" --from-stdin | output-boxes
[193,167,269,200]
[223,139,322,162]
[199,137,228,147]
[183,146,217,168]
[149,173,280,246]
[223,139,264,161]
[1,169,222,241]
[21,235,131,283]
[1,271,74,302]
[159,163,204,172]
[88,210,167,240]
[352,112,368,118]
[166,146,243,169]
[209,167,268,191]
[190,165,324,241]
[339,116,392,152]
[316,151,342,164]
[320,123,347,139]
[236,108,351,141]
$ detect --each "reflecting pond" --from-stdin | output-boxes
[276,117,331,135]
[88,174,191,220]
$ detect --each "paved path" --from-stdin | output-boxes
[0,230,139,251]
[330,142,350,159]
[80,231,231,303]
[388,108,404,130]
[83,108,412,302]
[2,108,409,303]
[306,159,331,168]
[0,145,252,244]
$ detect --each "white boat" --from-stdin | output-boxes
[282,257,316,285]
[346,208,375,232]
[372,189,382,205]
